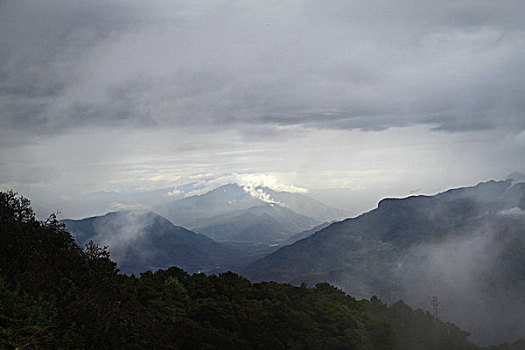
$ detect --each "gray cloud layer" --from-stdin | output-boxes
[1,0,525,218]
[2,0,525,135]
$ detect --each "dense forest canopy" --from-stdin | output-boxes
[0,191,522,349]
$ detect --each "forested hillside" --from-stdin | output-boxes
[244,180,525,345]
[0,191,521,349]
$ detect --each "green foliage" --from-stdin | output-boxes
[0,191,517,349]
[0,274,57,348]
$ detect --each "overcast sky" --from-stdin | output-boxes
[1,0,525,218]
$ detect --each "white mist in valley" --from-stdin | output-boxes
[91,211,158,265]
[393,220,525,344]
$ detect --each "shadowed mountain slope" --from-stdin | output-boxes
[62,211,242,274]
[243,180,525,345]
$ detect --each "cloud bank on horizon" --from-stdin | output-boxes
[1,0,525,217]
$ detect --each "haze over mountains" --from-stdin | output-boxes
[60,177,525,345]
[155,183,346,243]
[3,0,525,347]
[62,183,346,273]
[244,178,525,345]
[62,211,242,275]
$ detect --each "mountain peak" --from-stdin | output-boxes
[241,184,281,205]
[208,183,284,206]
[62,210,239,275]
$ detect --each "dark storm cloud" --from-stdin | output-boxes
[1,0,525,135]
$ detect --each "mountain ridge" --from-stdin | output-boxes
[62,210,242,274]
[155,183,346,244]
[243,179,525,345]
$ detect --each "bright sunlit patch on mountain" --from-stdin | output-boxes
[241,184,281,205]
[236,174,308,193]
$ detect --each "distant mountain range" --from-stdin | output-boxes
[154,183,347,244]
[61,184,347,275]
[60,179,525,344]
[194,204,319,243]
[243,180,525,345]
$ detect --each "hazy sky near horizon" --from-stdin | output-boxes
[1,0,525,218]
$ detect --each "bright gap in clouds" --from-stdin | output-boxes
[1,0,524,219]
[1,124,522,219]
